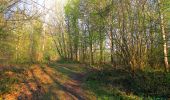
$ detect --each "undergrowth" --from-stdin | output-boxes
[84,68,170,100]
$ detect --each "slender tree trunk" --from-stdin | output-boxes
[30,22,34,63]
[161,14,169,72]
[158,0,169,72]
[109,26,114,64]
[90,42,94,65]
[99,28,103,64]
[40,24,45,62]
[67,18,73,60]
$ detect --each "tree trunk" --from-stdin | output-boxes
[158,0,169,72]
[99,29,103,64]
[109,26,114,64]
[161,14,169,72]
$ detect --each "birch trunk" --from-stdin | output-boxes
[158,0,169,72]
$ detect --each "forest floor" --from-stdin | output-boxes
[0,62,169,100]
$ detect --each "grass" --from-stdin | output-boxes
[0,62,170,100]
[0,65,30,95]
[131,71,170,97]
[83,69,138,100]
[83,68,170,100]
[0,68,20,95]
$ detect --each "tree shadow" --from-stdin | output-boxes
[51,65,85,81]
[39,65,87,100]
[18,68,47,100]
[1,64,89,100]
[0,65,27,95]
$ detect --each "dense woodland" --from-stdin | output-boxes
[0,0,170,99]
[63,0,170,71]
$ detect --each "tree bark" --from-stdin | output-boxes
[158,0,169,72]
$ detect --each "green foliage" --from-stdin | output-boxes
[0,77,19,94]
[0,27,15,63]
[57,59,78,64]
[0,65,27,95]
[0,70,19,95]
[131,71,170,97]
[0,0,170,98]
[84,69,170,99]
[84,73,137,99]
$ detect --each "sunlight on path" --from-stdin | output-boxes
[1,63,96,100]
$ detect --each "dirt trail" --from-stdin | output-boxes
[1,63,95,100]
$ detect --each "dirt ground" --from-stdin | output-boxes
[0,63,96,100]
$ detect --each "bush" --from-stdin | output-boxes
[84,69,170,99]
[130,71,170,98]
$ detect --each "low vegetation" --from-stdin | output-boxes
[84,68,170,99]
[0,0,170,99]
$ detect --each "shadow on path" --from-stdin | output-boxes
[39,65,87,100]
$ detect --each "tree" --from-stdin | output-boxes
[158,0,170,72]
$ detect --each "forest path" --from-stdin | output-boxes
[0,63,96,100]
